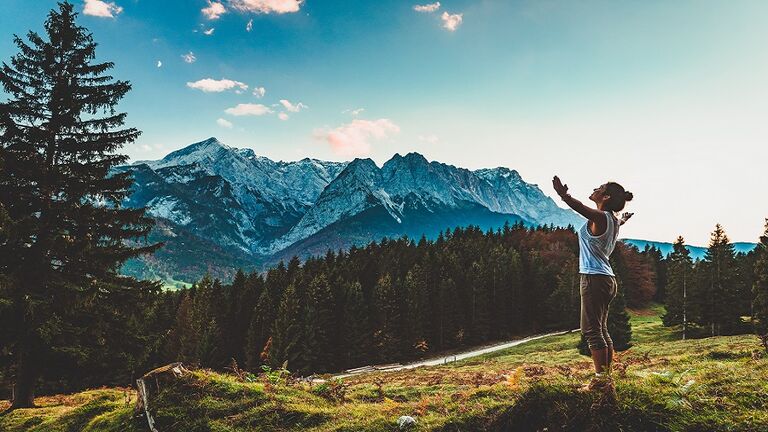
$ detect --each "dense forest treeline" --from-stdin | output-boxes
[151,221,653,377]
[3,220,657,397]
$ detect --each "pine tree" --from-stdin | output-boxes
[373,273,405,361]
[0,2,159,408]
[662,236,693,338]
[187,275,226,367]
[303,274,335,374]
[269,284,303,371]
[244,266,282,369]
[701,224,741,335]
[468,260,492,343]
[165,292,196,363]
[645,246,668,303]
[545,256,580,330]
[229,271,262,365]
[341,281,372,368]
[404,264,430,357]
[244,313,264,370]
[753,219,768,335]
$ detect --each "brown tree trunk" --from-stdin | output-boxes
[10,352,38,410]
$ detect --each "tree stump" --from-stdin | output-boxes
[135,362,187,432]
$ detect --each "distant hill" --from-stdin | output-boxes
[621,238,758,261]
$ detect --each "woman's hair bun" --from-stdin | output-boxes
[624,191,633,201]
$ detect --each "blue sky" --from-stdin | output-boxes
[1,0,767,245]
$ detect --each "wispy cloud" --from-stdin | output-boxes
[342,108,365,117]
[181,52,197,63]
[278,112,289,121]
[217,118,234,128]
[252,87,266,98]
[229,0,304,14]
[246,19,254,32]
[441,11,463,31]
[83,0,123,18]
[225,103,273,116]
[187,78,248,93]
[280,99,308,113]
[202,1,227,20]
[413,2,440,13]
[315,119,400,157]
[203,28,215,35]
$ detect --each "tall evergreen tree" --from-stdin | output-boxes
[268,283,303,371]
[341,281,372,369]
[468,260,492,343]
[701,224,741,335]
[373,273,405,361]
[0,2,159,408]
[545,256,580,330]
[645,246,667,303]
[303,274,335,374]
[753,219,768,335]
[404,263,430,356]
[166,292,196,364]
[662,236,693,338]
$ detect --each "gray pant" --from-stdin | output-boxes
[580,273,618,350]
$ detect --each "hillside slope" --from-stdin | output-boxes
[3,306,767,431]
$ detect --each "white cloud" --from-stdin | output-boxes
[413,2,440,13]
[203,28,215,35]
[182,52,197,63]
[315,119,400,157]
[342,108,365,117]
[246,19,254,32]
[83,0,123,18]
[156,60,162,68]
[217,118,234,128]
[441,11,463,31]
[252,87,266,98]
[202,1,227,20]
[229,0,304,14]
[187,78,248,93]
[278,112,289,121]
[280,99,307,112]
[225,103,273,116]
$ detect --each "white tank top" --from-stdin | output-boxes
[578,210,620,276]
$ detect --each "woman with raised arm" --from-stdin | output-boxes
[552,176,634,393]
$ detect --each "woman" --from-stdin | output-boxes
[552,176,634,391]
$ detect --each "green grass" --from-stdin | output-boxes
[3,304,767,431]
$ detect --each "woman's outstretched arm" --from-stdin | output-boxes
[552,175,605,223]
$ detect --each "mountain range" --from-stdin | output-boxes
[117,137,587,284]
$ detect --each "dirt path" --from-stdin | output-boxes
[314,328,577,382]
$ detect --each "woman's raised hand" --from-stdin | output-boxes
[552,176,568,197]
[621,212,634,222]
